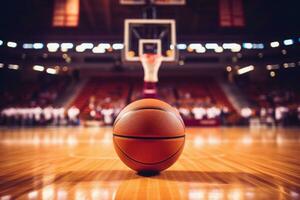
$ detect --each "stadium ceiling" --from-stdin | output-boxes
[0,0,299,40]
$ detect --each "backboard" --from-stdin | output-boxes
[123,19,177,62]
[120,0,186,5]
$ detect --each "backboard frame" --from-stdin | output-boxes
[123,19,177,63]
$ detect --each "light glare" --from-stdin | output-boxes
[237,65,254,75]
[177,43,187,50]
[46,68,57,74]
[98,43,111,49]
[47,43,59,52]
[33,43,44,49]
[7,41,17,48]
[112,43,124,50]
[243,43,253,49]
[92,47,105,53]
[33,65,45,72]
[81,43,94,49]
[8,64,19,70]
[214,46,223,53]
[270,41,280,48]
[205,43,219,49]
[23,43,33,49]
[283,39,294,46]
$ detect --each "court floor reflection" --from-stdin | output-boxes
[0,127,300,199]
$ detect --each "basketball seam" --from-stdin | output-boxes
[113,107,185,131]
[113,136,185,166]
[113,134,185,140]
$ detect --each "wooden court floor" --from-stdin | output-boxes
[0,127,300,200]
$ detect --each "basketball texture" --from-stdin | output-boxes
[113,99,185,172]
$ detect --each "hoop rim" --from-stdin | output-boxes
[140,53,163,64]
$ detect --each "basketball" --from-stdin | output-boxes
[113,98,185,172]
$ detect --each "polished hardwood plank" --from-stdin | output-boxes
[0,127,300,199]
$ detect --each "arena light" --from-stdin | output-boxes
[112,43,124,50]
[253,43,264,49]
[0,40,3,46]
[195,46,206,53]
[46,68,57,74]
[226,66,232,72]
[237,65,254,75]
[231,44,242,52]
[47,43,59,52]
[283,39,294,46]
[75,43,94,52]
[33,65,45,72]
[75,45,85,52]
[242,43,253,49]
[92,46,105,54]
[283,62,296,68]
[61,43,74,49]
[205,43,219,50]
[170,44,175,50]
[222,43,232,49]
[0,63,4,68]
[177,43,187,50]
[81,43,94,49]
[7,41,17,48]
[23,43,33,49]
[214,46,223,53]
[270,41,280,48]
[188,43,203,50]
[222,43,241,52]
[266,64,280,70]
[8,64,19,70]
[270,71,276,77]
[61,43,74,52]
[33,43,44,49]
[98,43,111,49]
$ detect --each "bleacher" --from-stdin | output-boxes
[71,78,130,124]
[71,77,235,126]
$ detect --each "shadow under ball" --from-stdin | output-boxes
[113,99,185,173]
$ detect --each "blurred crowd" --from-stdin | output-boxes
[86,96,126,125]
[240,105,300,126]
[0,106,80,126]
[240,88,300,126]
[175,92,230,120]
[1,75,300,127]
[0,75,80,126]
[130,84,232,125]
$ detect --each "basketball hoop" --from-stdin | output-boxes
[140,53,163,83]
[140,53,163,98]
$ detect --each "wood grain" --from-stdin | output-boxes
[0,127,300,199]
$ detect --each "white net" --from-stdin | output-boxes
[140,54,163,82]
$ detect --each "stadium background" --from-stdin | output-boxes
[0,0,300,127]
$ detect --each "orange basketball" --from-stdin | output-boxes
[113,98,185,172]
